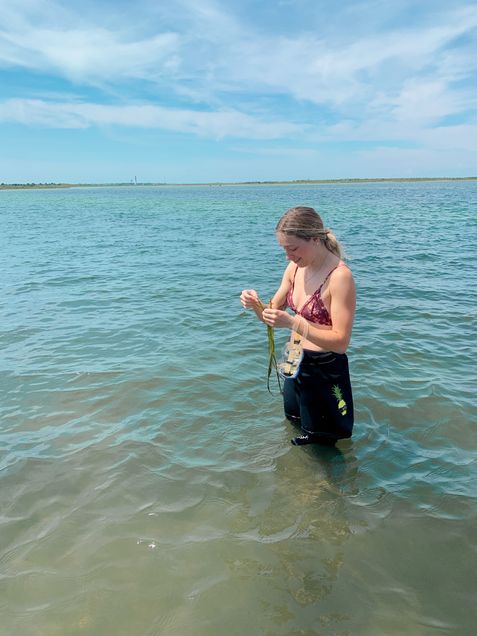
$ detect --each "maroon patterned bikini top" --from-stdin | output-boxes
[286,263,344,326]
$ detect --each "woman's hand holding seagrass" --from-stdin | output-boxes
[262,307,294,329]
[240,289,261,309]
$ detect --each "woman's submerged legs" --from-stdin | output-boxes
[284,351,354,446]
[283,377,301,424]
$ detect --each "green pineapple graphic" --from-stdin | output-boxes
[332,384,347,416]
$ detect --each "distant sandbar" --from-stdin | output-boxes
[1,177,476,190]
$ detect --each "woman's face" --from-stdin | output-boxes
[276,232,317,267]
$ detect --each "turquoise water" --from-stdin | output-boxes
[1,182,476,635]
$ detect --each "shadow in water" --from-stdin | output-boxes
[308,441,358,490]
[286,416,359,491]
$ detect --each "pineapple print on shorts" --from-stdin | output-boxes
[332,384,347,416]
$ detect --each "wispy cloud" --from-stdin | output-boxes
[189,3,477,121]
[0,5,181,84]
[2,0,477,111]
[0,98,304,139]
[1,0,476,179]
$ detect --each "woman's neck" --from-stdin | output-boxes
[307,246,330,272]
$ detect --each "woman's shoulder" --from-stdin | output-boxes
[284,260,297,281]
[329,261,354,286]
[336,260,351,272]
[286,260,297,272]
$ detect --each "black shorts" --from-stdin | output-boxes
[283,349,354,442]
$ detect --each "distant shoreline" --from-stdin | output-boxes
[1,177,477,190]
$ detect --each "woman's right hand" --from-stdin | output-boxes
[240,289,261,310]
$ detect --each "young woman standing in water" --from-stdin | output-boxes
[240,206,356,446]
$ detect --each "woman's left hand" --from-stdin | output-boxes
[262,308,294,329]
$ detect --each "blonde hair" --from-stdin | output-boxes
[276,206,344,258]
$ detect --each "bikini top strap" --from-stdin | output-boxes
[290,265,299,291]
[317,262,345,292]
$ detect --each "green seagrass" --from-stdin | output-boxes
[257,299,281,394]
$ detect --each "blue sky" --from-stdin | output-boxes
[1,0,477,183]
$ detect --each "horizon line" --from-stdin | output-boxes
[1,176,477,190]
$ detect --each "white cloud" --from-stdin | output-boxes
[1,0,477,164]
[231,145,318,158]
[388,80,473,126]
[352,144,477,177]
[419,124,477,153]
[318,115,477,154]
[206,5,477,115]
[2,0,477,111]
[0,23,180,84]
[0,98,304,139]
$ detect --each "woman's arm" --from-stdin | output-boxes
[240,262,295,322]
[270,261,295,309]
[262,267,356,354]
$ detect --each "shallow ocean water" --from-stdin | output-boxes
[1,181,476,635]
